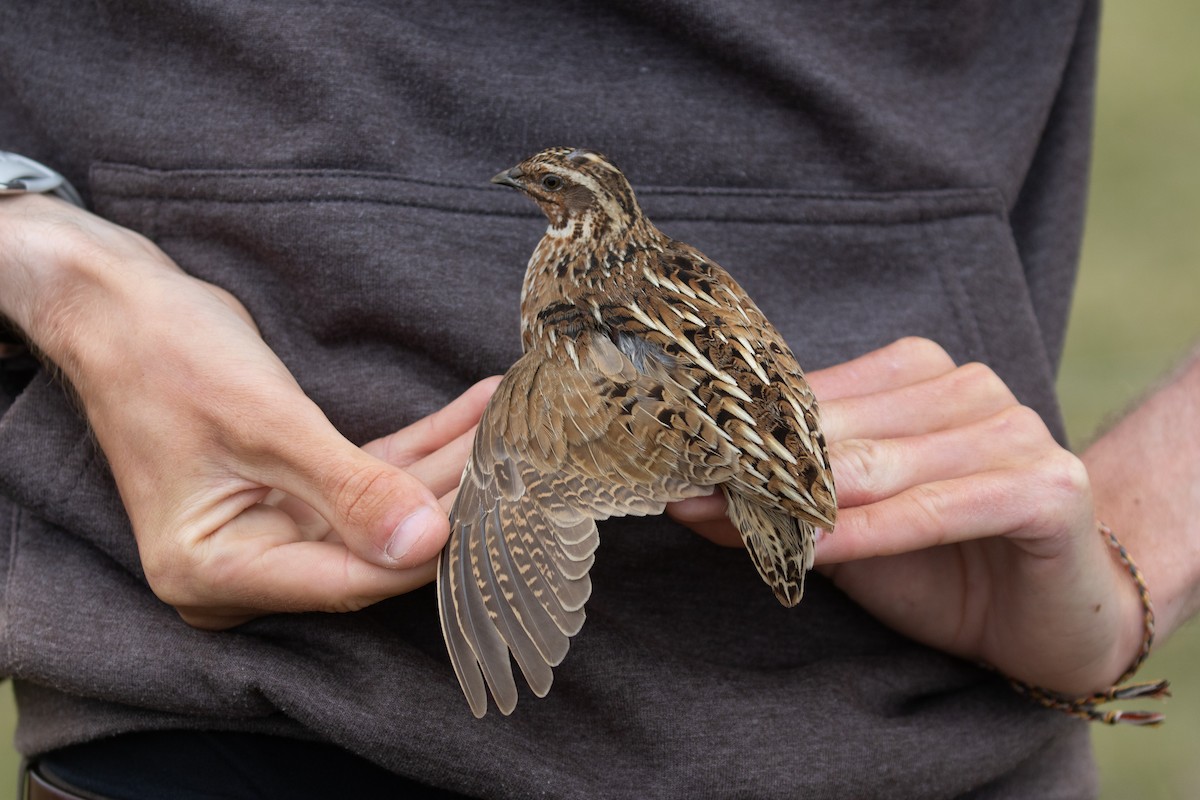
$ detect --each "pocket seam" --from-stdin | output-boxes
[89,162,1006,228]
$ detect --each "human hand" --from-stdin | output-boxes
[0,194,496,629]
[669,337,1145,696]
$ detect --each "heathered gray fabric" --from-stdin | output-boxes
[1,1,1100,797]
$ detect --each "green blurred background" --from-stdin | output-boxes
[1061,0,1200,797]
[1,0,1197,795]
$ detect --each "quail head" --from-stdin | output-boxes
[437,147,837,717]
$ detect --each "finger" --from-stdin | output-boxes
[806,337,956,400]
[262,488,333,540]
[176,505,437,628]
[830,405,1053,508]
[666,491,742,547]
[404,426,477,498]
[815,451,1091,565]
[267,428,450,569]
[231,377,499,569]
[365,376,501,467]
[820,362,1018,443]
[262,423,481,542]
[437,485,461,510]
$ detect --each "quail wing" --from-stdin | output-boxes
[438,332,740,717]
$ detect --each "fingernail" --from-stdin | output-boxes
[386,505,441,561]
[812,527,828,544]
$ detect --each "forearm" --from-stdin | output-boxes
[0,193,182,384]
[0,195,66,339]
[1083,347,1200,643]
[0,194,93,340]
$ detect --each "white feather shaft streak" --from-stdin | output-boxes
[628,301,747,398]
[733,336,770,383]
[765,434,799,465]
[779,481,817,507]
[625,300,663,332]
[723,401,756,427]
[665,276,698,300]
[718,380,754,403]
[736,422,764,448]
[664,302,706,328]
[742,439,771,462]
[786,393,811,434]
[689,285,720,307]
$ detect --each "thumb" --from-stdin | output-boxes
[271,435,450,569]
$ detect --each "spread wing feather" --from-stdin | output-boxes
[437,333,739,717]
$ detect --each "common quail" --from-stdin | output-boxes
[437,147,837,717]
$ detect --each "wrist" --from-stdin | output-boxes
[0,194,107,346]
[0,193,62,332]
[1095,520,1155,689]
[1083,354,1200,646]
[0,194,181,385]
[1005,520,1170,726]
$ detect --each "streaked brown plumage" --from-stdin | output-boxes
[437,147,837,717]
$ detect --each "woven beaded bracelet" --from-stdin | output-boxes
[1006,521,1171,726]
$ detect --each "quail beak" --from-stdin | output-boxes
[490,167,524,190]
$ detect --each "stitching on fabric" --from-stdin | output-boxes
[90,164,1007,228]
[144,195,1006,227]
[2,501,21,673]
[112,193,1007,230]
[930,234,989,365]
[92,163,1006,206]
[95,164,502,193]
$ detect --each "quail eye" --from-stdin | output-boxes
[541,174,564,192]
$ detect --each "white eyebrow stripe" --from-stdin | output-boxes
[542,164,624,223]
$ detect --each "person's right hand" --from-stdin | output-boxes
[668,338,1142,698]
[0,194,494,629]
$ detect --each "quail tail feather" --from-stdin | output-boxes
[723,486,815,607]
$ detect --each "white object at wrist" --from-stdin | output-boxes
[0,150,84,207]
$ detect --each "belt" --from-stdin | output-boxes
[21,761,104,800]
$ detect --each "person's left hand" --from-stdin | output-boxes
[669,337,1144,696]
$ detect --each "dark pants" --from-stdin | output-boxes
[24,731,470,799]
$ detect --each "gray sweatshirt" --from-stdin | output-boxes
[0,0,1099,796]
